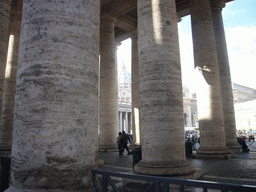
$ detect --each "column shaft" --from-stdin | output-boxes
[187,105,192,127]
[131,30,140,145]
[99,15,118,149]
[9,1,100,190]
[0,0,11,121]
[125,112,128,133]
[211,0,241,153]
[0,0,22,155]
[135,0,195,175]
[190,0,232,158]
[119,111,123,132]
[129,112,132,134]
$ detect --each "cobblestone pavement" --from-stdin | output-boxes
[97,142,256,191]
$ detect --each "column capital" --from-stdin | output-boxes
[130,29,138,39]
[101,13,117,24]
[190,0,225,10]
[210,0,226,11]
[115,40,122,48]
[177,13,182,23]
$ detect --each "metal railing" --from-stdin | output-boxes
[92,169,256,192]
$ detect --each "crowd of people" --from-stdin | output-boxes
[237,130,255,142]
[116,131,132,155]
[116,129,255,155]
[185,129,256,153]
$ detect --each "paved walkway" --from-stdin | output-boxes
[97,141,256,191]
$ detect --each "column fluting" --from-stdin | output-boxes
[8,1,100,190]
[135,0,195,175]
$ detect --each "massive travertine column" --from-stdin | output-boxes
[190,0,233,158]
[7,1,100,191]
[211,0,241,154]
[131,30,140,145]
[99,15,118,150]
[135,0,195,175]
[0,0,22,155]
[0,0,11,120]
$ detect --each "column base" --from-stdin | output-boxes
[134,159,196,176]
[0,148,11,155]
[129,143,140,150]
[193,146,235,159]
[122,168,203,188]
[97,159,106,166]
[227,142,242,154]
[98,144,118,152]
[5,186,96,192]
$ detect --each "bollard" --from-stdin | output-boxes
[185,141,194,157]
[132,148,142,170]
[0,155,11,191]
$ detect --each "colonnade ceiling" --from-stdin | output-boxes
[101,0,233,41]
[13,0,233,42]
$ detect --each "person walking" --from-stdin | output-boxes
[117,132,124,155]
[122,131,131,155]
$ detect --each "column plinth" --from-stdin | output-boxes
[135,0,196,176]
[135,160,195,176]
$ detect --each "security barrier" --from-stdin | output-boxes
[92,169,256,192]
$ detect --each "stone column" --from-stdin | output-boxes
[129,112,132,134]
[0,0,11,121]
[187,104,192,127]
[7,1,100,191]
[122,113,125,131]
[0,0,22,155]
[125,112,128,133]
[131,30,140,145]
[99,14,118,150]
[135,0,195,176]
[211,0,241,154]
[119,111,123,132]
[190,0,233,158]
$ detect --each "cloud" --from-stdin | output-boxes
[226,25,256,88]
[178,17,197,93]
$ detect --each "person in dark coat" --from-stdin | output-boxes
[122,131,131,155]
[237,137,250,153]
[117,132,124,155]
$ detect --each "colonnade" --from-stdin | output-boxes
[0,0,241,190]
[119,111,132,134]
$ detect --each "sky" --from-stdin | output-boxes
[117,0,256,92]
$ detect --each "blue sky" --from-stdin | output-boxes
[117,0,256,91]
[178,0,256,91]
